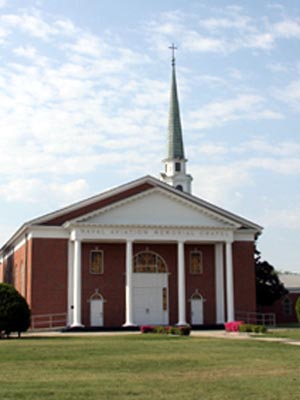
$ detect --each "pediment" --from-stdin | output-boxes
[71,188,239,229]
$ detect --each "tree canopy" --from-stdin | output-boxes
[295,297,300,323]
[255,249,288,306]
[0,283,31,338]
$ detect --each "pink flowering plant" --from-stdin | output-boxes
[224,321,245,332]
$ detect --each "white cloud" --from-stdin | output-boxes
[187,94,283,130]
[183,31,225,53]
[1,12,59,40]
[192,163,252,207]
[263,207,300,229]
[199,15,252,31]
[13,45,38,59]
[244,157,300,175]
[237,139,300,157]
[147,9,300,56]
[0,178,89,205]
[274,19,300,38]
[276,79,300,109]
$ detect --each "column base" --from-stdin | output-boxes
[122,322,137,327]
[176,321,188,326]
[70,323,85,329]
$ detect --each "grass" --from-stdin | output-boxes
[0,334,299,400]
[263,327,300,341]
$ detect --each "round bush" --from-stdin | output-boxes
[0,283,31,338]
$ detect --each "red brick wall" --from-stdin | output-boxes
[11,244,26,297]
[31,238,68,316]
[185,244,216,324]
[232,241,256,315]
[0,239,33,308]
[1,237,257,328]
[0,260,3,282]
[81,242,126,327]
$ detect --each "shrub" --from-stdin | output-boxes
[140,325,154,334]
[140,325,191,336]
[238,323,253,333]
[238,323,267,334]
[178,325,191,336]
[295,296,300,323]
[153,326,167,334]
[0,283,31,338]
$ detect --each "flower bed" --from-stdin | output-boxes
[224,321,245,332]
[225,321,267,334]
[140,325,190,336]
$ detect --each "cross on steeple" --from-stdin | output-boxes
[169,43,177,66]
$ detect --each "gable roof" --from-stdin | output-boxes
[0,175,263,252]
[279,273,300,291]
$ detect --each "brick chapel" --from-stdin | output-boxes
[0,50,262,329]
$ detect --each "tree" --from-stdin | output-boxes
[0,283,31,338]
[255,248,288,306]
[295,297,300,323]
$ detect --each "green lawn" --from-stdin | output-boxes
[264,328,300,340]
[0,334,299,400]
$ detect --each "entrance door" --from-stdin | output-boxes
[191,298,203,325]
[133,273,168,326]
[90,299,103,326]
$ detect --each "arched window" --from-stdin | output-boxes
[133,251,168,273]
[282,297,292,316]
[176,184,183,191]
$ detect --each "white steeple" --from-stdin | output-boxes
[160,44,193,194]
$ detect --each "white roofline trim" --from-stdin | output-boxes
[1,175,263,253]
[65,186,241,229]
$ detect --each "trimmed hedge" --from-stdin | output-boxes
[140,325,191,336]
[238,323,267,334]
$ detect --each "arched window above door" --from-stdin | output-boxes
[133,251,168,273]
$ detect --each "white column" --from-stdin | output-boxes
[123,240,135,326]
[225,240,235,322]
[177,241,187,325]
[71,239,83,327]
[67,240,74,326]
[215,243,225,324]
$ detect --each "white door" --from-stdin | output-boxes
[191,298,203,325]
[133,273,168,325]
[90,299,103,327]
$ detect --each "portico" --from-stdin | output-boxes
[68,223,236,328]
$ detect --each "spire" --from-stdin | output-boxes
[167,44,185,160]
[160,44,193,194]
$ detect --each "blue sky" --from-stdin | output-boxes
[0,0,299,272]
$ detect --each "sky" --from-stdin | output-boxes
[0,0,299,272]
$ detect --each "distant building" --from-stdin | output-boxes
[0,52,262,329]
[259,273,300,325]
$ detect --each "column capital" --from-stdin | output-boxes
[70,229,81,242]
